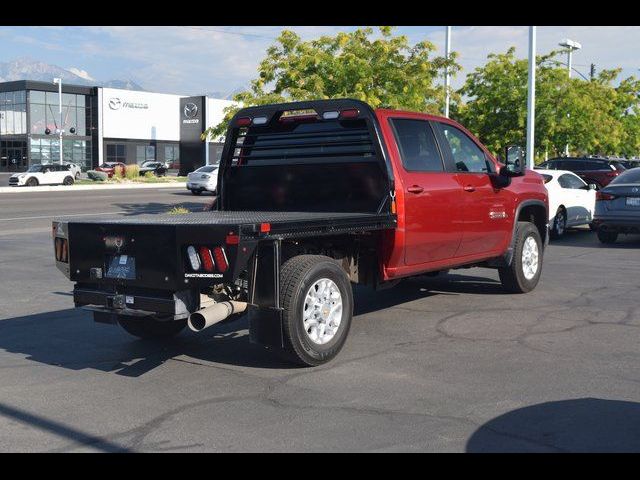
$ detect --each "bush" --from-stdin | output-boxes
[124,164,140,180]
[144,171,154,179]
[87,170,108,182]
[114,165,125,179]
[167,206,189,215]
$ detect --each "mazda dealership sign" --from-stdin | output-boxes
[108,97,149,110]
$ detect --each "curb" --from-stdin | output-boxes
[0,182,187,194]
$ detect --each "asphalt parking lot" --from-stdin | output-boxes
[1,187,639,452]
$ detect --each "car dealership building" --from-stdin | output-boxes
[0,80,236,175]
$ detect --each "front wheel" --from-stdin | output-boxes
[280,255,353,367]
[118,316,187,339]
[499,222,543,293]
[26,177,39,187]
[63,176,74,186]
[190,189,202,195]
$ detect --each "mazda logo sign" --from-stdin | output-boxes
[184,103,198,119]
[108,98,122,110]
[633,187,639,193]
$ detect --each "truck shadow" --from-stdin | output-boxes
[1,273,503,377]
[549,228,640,248]
[466,398,640,452]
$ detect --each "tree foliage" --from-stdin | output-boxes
[204,27,460,138]
[453,47,640,161]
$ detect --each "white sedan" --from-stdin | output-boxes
[186,165,218,195]
[9,164,76,187]
[537,168,597,239]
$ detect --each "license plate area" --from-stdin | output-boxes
[626,197,640,207]
[105,254,136,279]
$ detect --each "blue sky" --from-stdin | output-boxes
[1,26,638,96]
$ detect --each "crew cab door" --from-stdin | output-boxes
[387,117,463,265]
[434,122,511,258]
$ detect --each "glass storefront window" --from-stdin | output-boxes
[0,90,27,135]
[30,90,45,104]
[45,91,60,109]
[136,145,155,165]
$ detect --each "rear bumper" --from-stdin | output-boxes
[73,285,199,320]
[186,182,216,192]
[592,216,640,233]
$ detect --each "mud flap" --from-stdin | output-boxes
[248,305,284,349]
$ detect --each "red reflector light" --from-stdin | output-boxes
[213,247,229,273]
[606,171,618,177]
[226,233,240,245]
[260,222,271,233]
[596,191,615,201]
[236,117,251,127]
[198,247,215,272]
[54,237,69,263]
[339,108,359,119]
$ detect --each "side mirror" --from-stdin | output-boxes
[588,183,598,190]
[503,145,525,176]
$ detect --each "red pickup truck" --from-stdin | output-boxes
[53,99,548,366]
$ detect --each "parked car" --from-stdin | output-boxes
[52,99,548,366]
[95,162,126,178]
[537,169,597,239]
[186,165,219,195]
[63,162,82,179]
[9,164,75,187]
[619,159,640,170]
[592,168,640,244]
[538,157,626,189]
[139,161,167,177]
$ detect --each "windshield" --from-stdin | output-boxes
[142,162,159,167]
[27,165,43,173]
[196,165,217,173]
[611,168,640,184]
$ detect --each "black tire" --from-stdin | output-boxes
[26,177,38,187]
[279,255,353,367]
[191,189,202,195]
[63,176,74,186]
[550,207,567,239]
[499,222,543,294]
[589,222,597,232]
[118,316,187,339]
[75,172,81,180]
[597,229,618,244]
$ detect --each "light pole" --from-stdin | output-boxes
[558,39,581,156]
[558,38,582,78]
[526,26,536,171]
[53,77,63,165]
[444,26,452,118]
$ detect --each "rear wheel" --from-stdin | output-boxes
[597,230,618,244]
[118,316,187,339]
[499,222,543,293]
[280,255,353,367]
[550,207,567,239]
[63,176,74,186]
[26,177,38,187]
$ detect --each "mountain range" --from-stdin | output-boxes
[0,57,145,91]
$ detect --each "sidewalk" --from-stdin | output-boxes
[0,182,187,194]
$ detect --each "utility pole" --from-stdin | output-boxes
[558,39,581,156]
[53,78,63,165]
[444,26,452,118]
[526,26,536,171]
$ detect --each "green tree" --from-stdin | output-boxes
[204,26,460,139]
[453,47,640,161]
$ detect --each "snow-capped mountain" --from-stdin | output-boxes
[0,57,144,91]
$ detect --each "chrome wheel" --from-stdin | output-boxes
[521,236,539,280]
[302,278,343,345]
[555,210,566,236]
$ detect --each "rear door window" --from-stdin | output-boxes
[559,173,586,189]
[390,119,444,172]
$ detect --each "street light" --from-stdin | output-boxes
[558,39,581,156]
[558,38,582,79]
[52,77,63,165]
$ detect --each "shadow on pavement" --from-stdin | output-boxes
[466,398,640,452]
[550,228,640,248]
[0,402,131,453]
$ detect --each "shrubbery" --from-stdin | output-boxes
[87,170,108,182]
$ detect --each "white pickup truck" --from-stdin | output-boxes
[9,164,76,187]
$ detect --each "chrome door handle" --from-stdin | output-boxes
[407,185,424,194]
[463,185,476,192]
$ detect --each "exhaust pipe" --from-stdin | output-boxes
[188,301,247,332]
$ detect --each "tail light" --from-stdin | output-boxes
[54,237,69,263]
[212,247,229,273]
[596,191,616,201]
[198,246,215,272]
[186,246,201,271]
[605,171,618,177]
